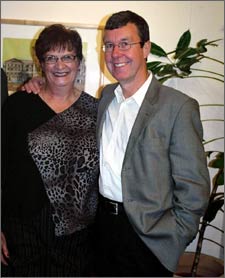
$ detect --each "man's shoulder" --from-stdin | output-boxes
[158,82,195,104]
[150,75,188,100]
[149,77,199,111]
[102,83,119,93]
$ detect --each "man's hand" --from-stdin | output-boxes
[21,76,45,94]
[1,232,9,265]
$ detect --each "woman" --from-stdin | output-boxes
[1,24,99,277]
[1,68,8,107]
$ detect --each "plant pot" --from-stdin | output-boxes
[175,252,224,277]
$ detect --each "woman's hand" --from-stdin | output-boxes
[21,76,45,94]
[1,232,9,265]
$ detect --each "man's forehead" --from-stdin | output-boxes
[103,24,139,42]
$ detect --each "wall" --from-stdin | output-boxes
[1,0,224,262]
[1,1,224,49]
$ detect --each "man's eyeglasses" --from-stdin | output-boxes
[102,41,143,52]
[44,54,77,64]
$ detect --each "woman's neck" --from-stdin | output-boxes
[39,86,81,113]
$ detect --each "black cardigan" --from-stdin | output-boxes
[2,91,54,219]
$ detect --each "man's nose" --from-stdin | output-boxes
[111,45,122,56]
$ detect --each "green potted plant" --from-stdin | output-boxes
[147,30,224,277]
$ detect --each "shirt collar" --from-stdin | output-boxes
[114,71,153,107]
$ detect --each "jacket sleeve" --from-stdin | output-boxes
[169,97,210,244]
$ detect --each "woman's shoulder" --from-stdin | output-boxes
[6,90,36,103]
[81,91,99,103]
[3,90,40,113]
[77,91,99,115]
[80,91,99,110]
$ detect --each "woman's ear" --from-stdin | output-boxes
[40,62,45,74]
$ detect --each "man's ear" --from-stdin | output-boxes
[143,41,151,59]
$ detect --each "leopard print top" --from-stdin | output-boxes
[28,92,99,236]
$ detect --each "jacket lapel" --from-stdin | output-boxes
[97,76,161,159]
[123,76,160,162]
[96,83,118,146]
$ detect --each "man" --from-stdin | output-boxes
[95,10,210,277]
[20,10,210,277]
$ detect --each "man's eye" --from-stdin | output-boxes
[106,43,113,49]
[120,42,129,48]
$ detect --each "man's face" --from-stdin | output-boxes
[103,23,150,86]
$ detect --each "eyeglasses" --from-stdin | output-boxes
[44,54,77,64]
[102,41,143,52]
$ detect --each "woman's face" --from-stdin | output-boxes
[41,48,79,89]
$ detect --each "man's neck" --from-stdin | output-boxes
[121,71,150,98]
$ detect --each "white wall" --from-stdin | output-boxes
[1,1,224,48]
[1,0,224,262]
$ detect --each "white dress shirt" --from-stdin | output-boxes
[99,73,153,202]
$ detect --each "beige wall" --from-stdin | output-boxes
[1,1,224,49]
[1,1,224,93]
[1,0,224,261]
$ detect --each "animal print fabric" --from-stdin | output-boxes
[28,92,99,236]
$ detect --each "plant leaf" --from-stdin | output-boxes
[205,151,214,158]
[175,47,198,60]
[176,57,200,73]
[203,199,224,222]
[216,172,224,185]
[146,61,165,75]
[146,61,162,68]
[208,152,224,168]
[151,65,165,75]
[197,39,208,47]
[158,75,175,84]
[146,61,162,70]
[196,39,208,53]
[150,42,167,57]
[157,64,177,76]
[214,192,224,199]
[175,30,191,58]
[212,169,224,186]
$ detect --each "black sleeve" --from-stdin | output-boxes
[1,68,9,107]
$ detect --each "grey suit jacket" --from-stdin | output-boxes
[96,76,210,272]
